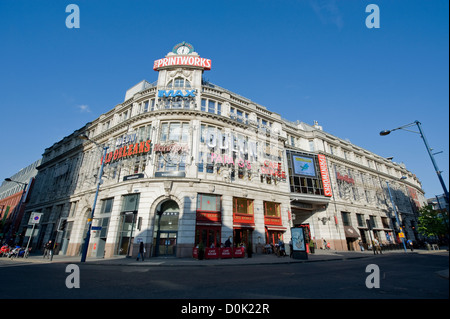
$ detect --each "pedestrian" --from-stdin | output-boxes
[373,238,382,254]
[407,239,414,251]
[43,240,53,260]
[278,239,285,257]
[289,238,293,258]
[225,236,232,248]
[136,241,145,261]
[358,240,364,251]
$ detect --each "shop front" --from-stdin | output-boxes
[232,197,254,256]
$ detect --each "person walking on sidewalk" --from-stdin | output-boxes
[136,241,145,261]
[43,240,54,260]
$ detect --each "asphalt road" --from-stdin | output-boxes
[0,252,447,300]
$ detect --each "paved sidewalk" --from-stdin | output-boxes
[9,248,448,272]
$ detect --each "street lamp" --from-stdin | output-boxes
[78,134,109,262]
[386,178,407,252]
[3,178,28,244]
[380,120,449,205]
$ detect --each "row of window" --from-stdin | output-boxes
[341,211,391,229]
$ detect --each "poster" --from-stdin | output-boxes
[291,227,306,252]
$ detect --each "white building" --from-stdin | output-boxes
[19,43,426,259]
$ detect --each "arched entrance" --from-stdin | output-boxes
[153,200,179,257]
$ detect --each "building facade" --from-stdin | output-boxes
[19,43,426,258]
[0,159,41,243]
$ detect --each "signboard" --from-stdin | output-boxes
[317,154,333,197]
[155,171,186,178]
[291,227,308,260]
[123,173,145,181]
[153,56,211,71]
[292,155,316,177]
[101,140,152,165]
[28,212,43,225]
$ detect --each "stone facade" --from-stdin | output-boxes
[19,44,426,259]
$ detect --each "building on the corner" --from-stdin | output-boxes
[18,43,426,258]
[0,159,41,243]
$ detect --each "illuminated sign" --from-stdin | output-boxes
[292,155,316,177]
[317,154,333,197]
[158,90,196,98]
[101,140,152,165]
[153,56,212,70]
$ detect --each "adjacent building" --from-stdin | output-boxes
[17,43,426,259]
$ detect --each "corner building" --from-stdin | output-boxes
[21,43,426,258]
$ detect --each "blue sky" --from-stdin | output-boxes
[1,0,448,198]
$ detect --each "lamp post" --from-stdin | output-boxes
[380,120,449,205]
[3,178,28,244]
[385,179,407,252]
[78,134,109,262]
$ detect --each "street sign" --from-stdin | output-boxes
[28,212,43,225]
[398,232,405,238]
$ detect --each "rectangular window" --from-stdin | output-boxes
[197,194,221,212]
[160,122,189,143]
[341,211,351,226]
[356,213,365,227]
[101,198,114,214]
[208,100,215,113]
[233,197,254,215]
[122,194,140,212]
[201,99,206,112]
[264,202,280,217]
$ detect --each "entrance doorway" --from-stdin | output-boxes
[233,228,253,249]
[153,200,179,257]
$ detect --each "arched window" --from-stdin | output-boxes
[167,77,191,89]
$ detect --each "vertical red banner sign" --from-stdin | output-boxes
[318,154,333,197]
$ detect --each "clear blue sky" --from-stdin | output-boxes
[1,0,448,198]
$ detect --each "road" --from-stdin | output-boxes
[0,252,447,300]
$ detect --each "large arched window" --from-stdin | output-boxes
[167,77,191,89]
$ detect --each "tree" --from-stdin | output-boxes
[417,205,448,238]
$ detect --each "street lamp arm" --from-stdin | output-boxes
[379,121,420,136]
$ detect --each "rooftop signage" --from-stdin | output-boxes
[153,42,211,71]
[153,55,212,71]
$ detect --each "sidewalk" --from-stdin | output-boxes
[13,247,449,270]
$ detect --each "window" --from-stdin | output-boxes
[341,212,351,226]
[122,193,140,212]
[160,122,189,143]
[356,213,365,227]
[142,101,149,113]
[369,215,378,229]
[381,217,390,229]
[264,202,280,217]
[137,124,152,142]
[100,198,114,214]
[233,197,254,215]
[197,194,221,212]
[167,77,191,89]
[69,201,78,217]
[201,98,222,115]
